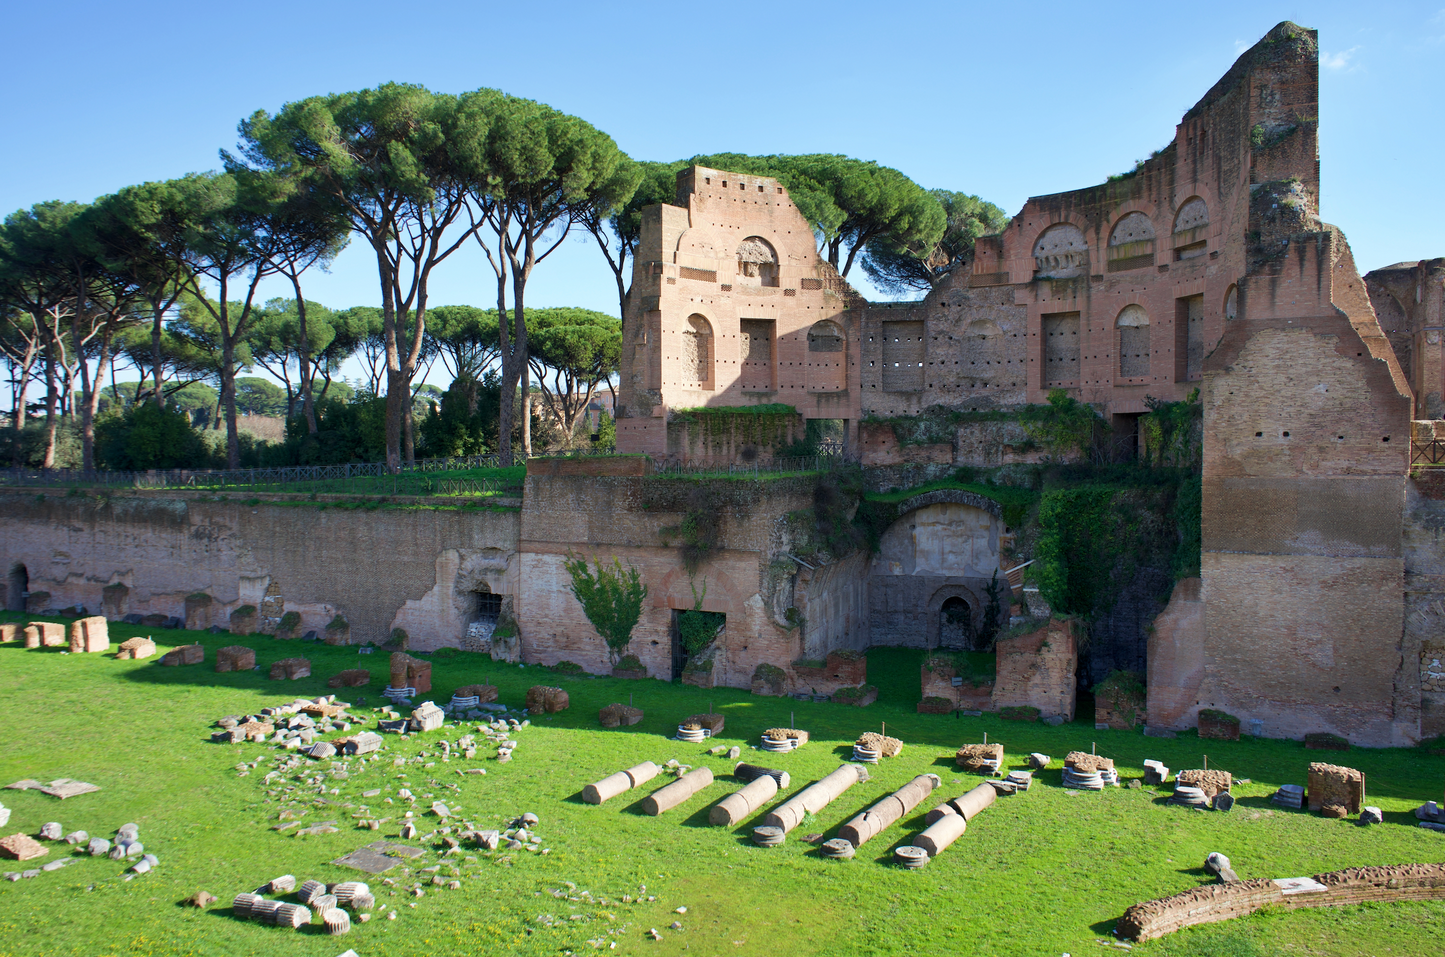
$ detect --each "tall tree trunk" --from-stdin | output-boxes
[11,358,30,467]
[150,302,165,405]
[376,244,403,473]
[292,276,318,435]
[42,344,57,469]
[79,336,109,472]
[221,338,240,469]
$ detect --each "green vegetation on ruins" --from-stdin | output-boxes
[1,621,1441,957]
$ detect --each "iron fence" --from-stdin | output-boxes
[1412,440,1445,467]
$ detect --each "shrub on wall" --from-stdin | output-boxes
[563,552,648,664]
[678,610,724,657]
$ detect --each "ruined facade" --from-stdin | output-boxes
[4,23,1440,746]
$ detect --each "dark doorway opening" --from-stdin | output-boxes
[472,588,502,621]
[670,610,683,681]
[939,596,976,651]
[7,564,27,612]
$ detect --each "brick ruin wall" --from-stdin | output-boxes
[0,491,519,647]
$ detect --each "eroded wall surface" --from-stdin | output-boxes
[0,491,520,647]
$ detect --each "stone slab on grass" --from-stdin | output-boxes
[332,841,426,874]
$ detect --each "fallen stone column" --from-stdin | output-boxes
[710,773,779,826]
[734,763,791,789]
[764,765,865,834]
[951,783,998,820]
[837,774,939,848]
[583,761,660,805]
[915,812,968,857]
[643,767,714,816]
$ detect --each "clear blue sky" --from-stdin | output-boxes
[3,0,1441,386]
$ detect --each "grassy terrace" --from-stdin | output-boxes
[1,618,1442,957]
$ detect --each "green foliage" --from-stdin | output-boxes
[831,684,877,705]
[1142,390,1202,469]
[614,654,643,672]
[1173,470,1202,579]
[658,486,723,575]
[678,610,725,657]
[862,190,1010,295]
[418,372,502,458]
[594,409,616,451]
[979,571,1005,650]
[551,660,585,676]
[94,402,210,470]
[686,153,945,278]
[390,628,409,649]
[753,662,786,681]
[999,705,1041,721]
[1094,670,1147,726]
[326,615,348,631]
[670,404,798,454]
[1035,484,1175,619]
[924,651,996,686]
[2,615,1439,957]
[230,605,257,618]
[562,553,648,660]
[278,611,301,630]
[233,376,288,417]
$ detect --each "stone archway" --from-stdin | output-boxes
[939,595,975,650]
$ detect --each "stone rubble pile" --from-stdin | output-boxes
[1143,760,1170,785]
[954,743,1004,775]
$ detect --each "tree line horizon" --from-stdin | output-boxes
[0,82,1006,472]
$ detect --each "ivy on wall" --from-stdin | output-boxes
[671,404,799,454]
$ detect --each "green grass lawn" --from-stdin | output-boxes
[1,616,1441,957]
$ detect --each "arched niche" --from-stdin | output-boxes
[6,563,27,612]
[876,500,1000,579]
[1116,304,1150,378]
[1032,224,1088,279]
[1173,198,1209,259]
[806,319,846,391]
[1107,212,1156,272]
[1224,284,1239,322]
[736,236,779,287]
[1174,198,1209,232]
[682,314,715,390]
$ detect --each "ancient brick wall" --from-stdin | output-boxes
[1366,259,1445,417]
[1145,578,1206,730]
[1404,473,1445,738]
[615,166,864,460]
[991,618,1078,720]
[0,491,520,647]
[516,472,868,689]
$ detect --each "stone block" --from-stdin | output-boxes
[183,593,212,631]
[0,623,19,643]
[1307,763,1365,815]
[115,637,156,660]
[216,645,256,673]
[409,701,444,732]
[228,606,258,635]
[270,657,311,680]
[751,663,787,697]
[526,685,569,713]
[325,618,351,646]
[327,669,371,688]
[389,653,431,694]
[158,644,204,666]
[1199,709,1242,741]
[0,834,47,861]
[29,622,65,647]
[452,684,497,703]
[23,626,40,648]
[67,616,109,653]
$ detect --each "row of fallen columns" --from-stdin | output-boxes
[582,760,1004,863]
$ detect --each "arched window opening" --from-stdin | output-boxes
[1174,197,1209,259]
[1117,305,1150,378]
[683,314,715,390]
[736,236,779,287]
[1107,212,1156,272]
[1032,224,1088,279]
[939,596,977,651]
[1224,284,1239,322]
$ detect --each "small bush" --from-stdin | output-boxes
[551,660,585,675]
[230,605,257,619]
[1000,705,1041,722]
[1199,708,1240,725]
[832,684,877,705]
[615,654,644,671]
[678,609,724,656]
[754,663,786,681]
[278,611,302,630]
[327,616,349,631]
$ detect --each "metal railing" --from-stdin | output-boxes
[0,452,525,494]
[1412,440,1445,467]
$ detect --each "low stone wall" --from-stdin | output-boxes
[1118,864,1445,941]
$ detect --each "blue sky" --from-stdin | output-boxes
[3,0,1442,386]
